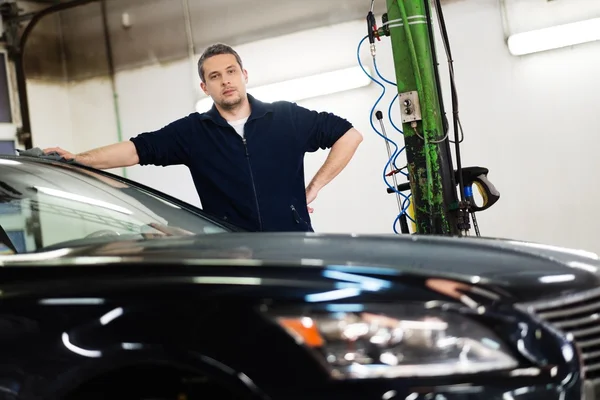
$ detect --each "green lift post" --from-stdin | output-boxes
[381,0,463,235]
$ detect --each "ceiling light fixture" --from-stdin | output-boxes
[507,17,600,56]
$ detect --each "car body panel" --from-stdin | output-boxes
[2,232,598,303]
[0,262,585,400]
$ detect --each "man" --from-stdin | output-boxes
[44,43,363,232]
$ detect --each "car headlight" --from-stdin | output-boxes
[275,305,518,379]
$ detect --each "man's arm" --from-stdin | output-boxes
[44,115,193,170]
[306,127,363,206]
[43,141,139,170]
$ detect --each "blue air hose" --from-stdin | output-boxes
[356,35,415,233]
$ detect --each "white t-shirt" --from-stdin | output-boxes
[227,117,248,137]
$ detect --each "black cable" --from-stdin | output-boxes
[422,0,458,215]
[432,0,465,203]
[423,0,449,138]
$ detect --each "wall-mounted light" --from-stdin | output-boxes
[507,17,600,56]
[196,65,372,113]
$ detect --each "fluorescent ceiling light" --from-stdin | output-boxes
[507,17,600,56]
[196,66,372,113]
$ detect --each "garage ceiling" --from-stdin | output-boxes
[20,0,451,81]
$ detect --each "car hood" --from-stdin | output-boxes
[2,232,599,302]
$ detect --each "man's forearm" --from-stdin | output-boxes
[307,128,363,193]
[77,141,139,169]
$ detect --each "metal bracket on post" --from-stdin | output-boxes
[398,91,422,123]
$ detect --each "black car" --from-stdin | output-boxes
[0,155,598,400]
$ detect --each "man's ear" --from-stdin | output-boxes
[243,69,248,84]
[200,82,208,95]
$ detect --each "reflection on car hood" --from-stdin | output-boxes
[1,232,598,301]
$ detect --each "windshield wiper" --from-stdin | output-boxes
[0,222,17,254]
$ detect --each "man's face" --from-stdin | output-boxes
[200,54,248,110]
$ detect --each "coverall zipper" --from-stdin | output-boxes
[290,205,308,228]
[242,137,263,231]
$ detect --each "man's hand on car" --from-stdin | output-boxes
[43,147,76,161]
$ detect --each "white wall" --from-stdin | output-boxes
[113,61,201,205]
[28,80,73,150]
[24,0,600,253]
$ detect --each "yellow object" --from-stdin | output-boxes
[473,181,489,208]
[408,199,416,233]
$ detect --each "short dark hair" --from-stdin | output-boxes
[197,43,244,83]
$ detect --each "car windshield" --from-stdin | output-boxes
[0,157,235,254]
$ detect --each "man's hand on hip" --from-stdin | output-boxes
[304,127,364,215]
[306,186,319,214]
